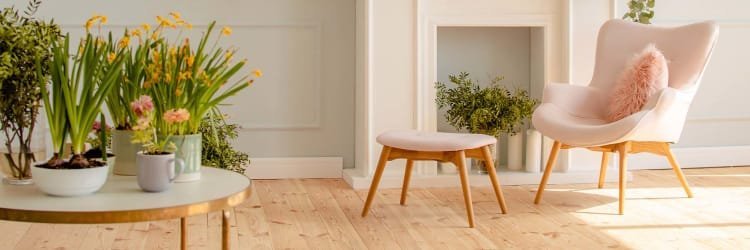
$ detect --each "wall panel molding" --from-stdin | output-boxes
[60,23,324,131]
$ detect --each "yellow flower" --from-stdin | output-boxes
[150,31,160,40]
[178,71,191,81]
[100,15,108,25]
[165,74,171,82]
[156,16,174,27]
[118,36,130,49]
[252,69,263,78]
[141,23,151,32]
[169,47,177,56]
[175,88,183,96]
[221,26,232,36]
[169,11,182,20]
[184,22,193,30]
[186,55,195,67]
[130,29,142,37]
[107,52,116,63]
[85,19,95,32]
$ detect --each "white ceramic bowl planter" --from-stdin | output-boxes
[31,163,110,197]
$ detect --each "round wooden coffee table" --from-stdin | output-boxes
[0,167,251,250]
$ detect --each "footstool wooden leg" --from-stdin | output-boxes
[362,146,392,217]
[222,210,231,250]
[400,159,414,205]
[453,150,475,228]
[181,217,187,250]
[481,146,507,214]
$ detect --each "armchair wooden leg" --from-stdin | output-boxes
[664,145,694,198]
[400,159,414,205]
[481,146,507,214]
[454,150,475,228]
[361,146,392,217]
[617,142,631,215]
[534,141,562,204]
[598,152,611,189]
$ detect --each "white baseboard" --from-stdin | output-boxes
[245,157,343,179]
[629,145,750,170]
[343,168,632,189]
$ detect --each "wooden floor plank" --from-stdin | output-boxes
[235,189,274,250]
[1,167,749,249]
[325,179,404,249]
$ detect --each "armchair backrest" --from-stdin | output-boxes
[589,19,719,95]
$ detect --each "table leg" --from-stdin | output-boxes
[222,210,231,250]
[181,217,187,250]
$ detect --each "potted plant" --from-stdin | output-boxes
[32,16,126,196]
[435,72,537,173]
[104,25,163,176]
[83,115,115,174]
[0,2,60,184]
[623,0,655,24]
[145,14,259,182]
[130,95,186,192]
[200,109,250,174]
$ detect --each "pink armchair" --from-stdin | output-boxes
[532,19,719,214]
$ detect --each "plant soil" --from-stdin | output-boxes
[83,148,114,159]
[37,154,105,169]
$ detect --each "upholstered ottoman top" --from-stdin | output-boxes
[376,130,497,151]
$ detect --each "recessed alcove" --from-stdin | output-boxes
[436,26,546,171]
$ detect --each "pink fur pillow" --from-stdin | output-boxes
[606,44,669,122]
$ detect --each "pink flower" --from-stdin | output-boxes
[130,95,154,117]
[92,121,102,132]
[163,108,190,124]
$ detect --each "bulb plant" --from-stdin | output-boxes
[142,14,261,136]
[104,25,162,130]
[41,18,126,168]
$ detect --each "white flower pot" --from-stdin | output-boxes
[31,163,109,197]
[507,133,524,171]
[525,129,542,173]
[136,152,184,192]
[111,130,142,176]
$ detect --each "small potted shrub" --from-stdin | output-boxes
[32,17,126,196]
[200,109,250,174]
[435,72,537,172]
[130,95,187,192]
[0,2,60,184]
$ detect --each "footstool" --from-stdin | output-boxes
[361,130,508,228]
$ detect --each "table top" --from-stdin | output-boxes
[0,167,252,224]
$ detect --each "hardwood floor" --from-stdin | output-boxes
[2,167,750,249]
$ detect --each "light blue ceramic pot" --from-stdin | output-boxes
[168,133,202,182]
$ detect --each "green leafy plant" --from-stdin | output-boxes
[42,30,126,168]
[0,2,60,179]
[143,16,260,137]
[623,0,655,24]
[435,72,538,137]
[199,109,249,173]
[104,27,159,130]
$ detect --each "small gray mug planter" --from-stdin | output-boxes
[136,152,184,192]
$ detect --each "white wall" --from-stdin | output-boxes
[7,0,357,172]
[568,0,750,171]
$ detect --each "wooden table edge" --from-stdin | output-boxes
[0,183,252,224]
